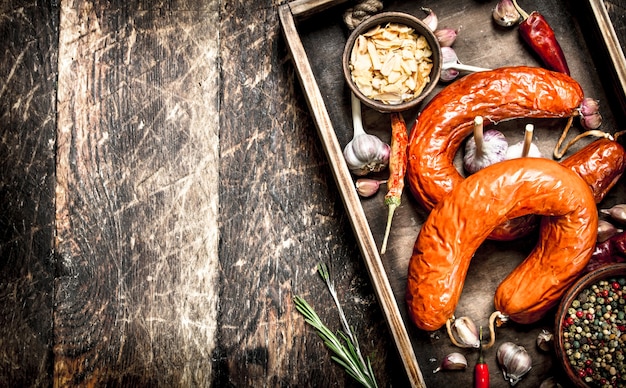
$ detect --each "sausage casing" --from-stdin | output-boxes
[406,158,597,331]
[407,66,583,213]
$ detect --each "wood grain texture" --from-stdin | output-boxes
[54,0,219,385]
[0,1,58,385]
[216,0,405,386]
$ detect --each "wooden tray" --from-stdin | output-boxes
[279,1,626,386]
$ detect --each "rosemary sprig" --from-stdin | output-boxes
[294,263,378,388]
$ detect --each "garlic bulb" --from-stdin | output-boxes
[493,0,521,27]
[463,116,508,174]
[451,316,480,348]
[505,124,542,159]
[497,342,532,386]
[433,352,468,373]
[343,93,390,176]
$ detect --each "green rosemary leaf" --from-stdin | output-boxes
[294,263,379,388]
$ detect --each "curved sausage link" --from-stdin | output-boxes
[406,158,597,331]
[407,66,583,240]
[488,138,626,240]
[561,138,626,203]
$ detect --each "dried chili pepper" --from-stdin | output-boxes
[474,327,490,388]
[380,112,408,254]
[512,0,570,74]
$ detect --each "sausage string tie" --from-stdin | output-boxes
[553,114,614,159]
[445,311,507,349]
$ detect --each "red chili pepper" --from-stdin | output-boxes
[513,0,570,74]
[380,112,408,254]
[475,326,489,388]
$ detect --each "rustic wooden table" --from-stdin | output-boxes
[1,0,625,387]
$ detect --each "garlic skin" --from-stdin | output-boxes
[601,204,626,224]
[435,28,458,47]
[421,7,438,31]
[343,134,390,176]
[579,98,602,130]
[452,316,480,348]
[505,123,542,160]
[344,92,390,176]
[433,352,468,373]
[505,141,542,159]
[539,377,563,388]
[580,98,600,116]
[497,342,532,386]
[493,0,521,27]
[440,47,460,82]
[355,178,385,197]
[464,116,508,174]
[536,329,553,352]
[464,129,508,173]
[580,112,602,130]
[597,219,623,243]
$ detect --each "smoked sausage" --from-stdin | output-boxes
[407,66,583,240]
[488,138,626,240]
[406,158,597,331]
[561,138,626,203]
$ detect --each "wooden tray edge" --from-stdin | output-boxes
[588,0,626,123]
[278,3,426,387]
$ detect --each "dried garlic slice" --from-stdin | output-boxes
[350,22,434,105]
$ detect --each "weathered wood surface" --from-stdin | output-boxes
[54,0,220,386]
[1,0,625,387]
[0,1,58,386]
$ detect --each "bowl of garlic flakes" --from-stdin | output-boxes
[342,11,442,112]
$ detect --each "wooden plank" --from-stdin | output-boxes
[54,0,220,385]
[0,1,58,385]
[216,0,406,386]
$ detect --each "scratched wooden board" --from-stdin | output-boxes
[289,0,626,386]
[216,0,407,386]
[54,0,220,385]
[0,1,58,385]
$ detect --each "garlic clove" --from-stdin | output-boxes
[442,47,458,65]
[452,316,480,348]
[355,178,385,197]
[601,204,626,224]
[539,376,563,388]
[421,7,438,31]
[597,219,623,243]
[580,97,600,116]
[580,112,602,130]
[536,329,553,352]
[497,342,532,386]
[433,352,468,373]
[493,0,521,27]
[440,68,459,82]
[435,28,458,47]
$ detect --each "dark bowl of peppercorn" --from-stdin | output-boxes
[555,263,626,387]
